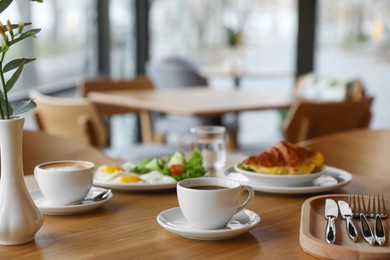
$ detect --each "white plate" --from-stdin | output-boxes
[30,186,113,215]
[234,164,327,187]
[93,179,177,191]
[223,165,352,194]
[157,207,261,240]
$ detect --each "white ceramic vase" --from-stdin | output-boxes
[0,117,43,245]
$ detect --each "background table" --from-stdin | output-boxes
[88,88,292,149]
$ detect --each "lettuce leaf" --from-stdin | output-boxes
[129,149,207,181]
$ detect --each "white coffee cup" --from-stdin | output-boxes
[34,160,95,206]
[177,177,254,230]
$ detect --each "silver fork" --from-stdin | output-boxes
[348,194,387,245]
[367,194,387,245]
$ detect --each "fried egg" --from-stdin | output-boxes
[113,174,143,184]
[95,165,125,182]
[140,171,176,184]
[121,162,137,172]
[95,165,177,185]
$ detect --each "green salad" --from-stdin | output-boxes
[129,149,207,181]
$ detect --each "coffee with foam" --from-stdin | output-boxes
[41,162,90,171]
[34,160,95,206]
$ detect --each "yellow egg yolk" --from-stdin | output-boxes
[100,165,124,174]
[115,175,142,183]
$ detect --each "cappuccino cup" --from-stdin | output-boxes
[34,160,95,206]
[177,177,254,230]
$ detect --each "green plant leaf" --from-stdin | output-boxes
[0,0,42,14]
[0,0,42,119]
[3,22,32,31]
[9,99,36,116]
[3,58,35,73]
[5,61,26,92]
[0,0,13,13]
[8,29,41,45]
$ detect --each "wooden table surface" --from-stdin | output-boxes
[87,88,292,145]
[88,88,291,116]
[2,129,389,259]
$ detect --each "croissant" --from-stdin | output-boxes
[241,141,324,175]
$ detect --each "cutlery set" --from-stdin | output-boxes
[325,195,387,246]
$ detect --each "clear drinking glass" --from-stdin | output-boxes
[190,126,227,169]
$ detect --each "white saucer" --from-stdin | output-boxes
[93,179,176,191]
[223,165,352,194]
[30,186,113,215]
[157,207,261,240]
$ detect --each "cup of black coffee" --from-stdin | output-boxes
[177,177,254,229]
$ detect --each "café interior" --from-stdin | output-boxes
[1,0,390,259]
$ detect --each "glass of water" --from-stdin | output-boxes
[190,126,226,169]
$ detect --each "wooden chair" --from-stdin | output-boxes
[298,129,390,178]
[29,90,179,162]
[22,130,116,175]
[283,97,374,143]
[278,74,367,143]
[79,75,154,116]
[30,90,108,148]
[79,76,157,144]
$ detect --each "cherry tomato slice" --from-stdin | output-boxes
[169,164,185,175]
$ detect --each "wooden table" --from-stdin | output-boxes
[1,129,389,259]
[88,88,292,148]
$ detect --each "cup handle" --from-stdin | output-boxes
[235,185,254,213]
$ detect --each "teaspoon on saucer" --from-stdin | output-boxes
[70,189,112,205]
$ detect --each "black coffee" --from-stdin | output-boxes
[189,185,227,190]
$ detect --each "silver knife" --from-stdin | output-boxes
[325,199,338,243]
[337,200,358,241]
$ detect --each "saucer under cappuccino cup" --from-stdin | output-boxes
[177,177,254,230]
[34,160,95,206]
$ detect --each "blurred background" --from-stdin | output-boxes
[4,0,390,152]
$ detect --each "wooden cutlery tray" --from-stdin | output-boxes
[300,194,390,259]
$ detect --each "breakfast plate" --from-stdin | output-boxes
[93,150,207,191]
[234,164,327,187]
[93,179,177,191]
[157,207,261,240]
[222,165,352,194]
[30,186,113,215]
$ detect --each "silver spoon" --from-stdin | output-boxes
[70,189,111,205]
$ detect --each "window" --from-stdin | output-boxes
[109,0,136,79]
[2,0,97,99]
[149,0,297,85]
[148,0,298,148]
[316,0,390,128]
